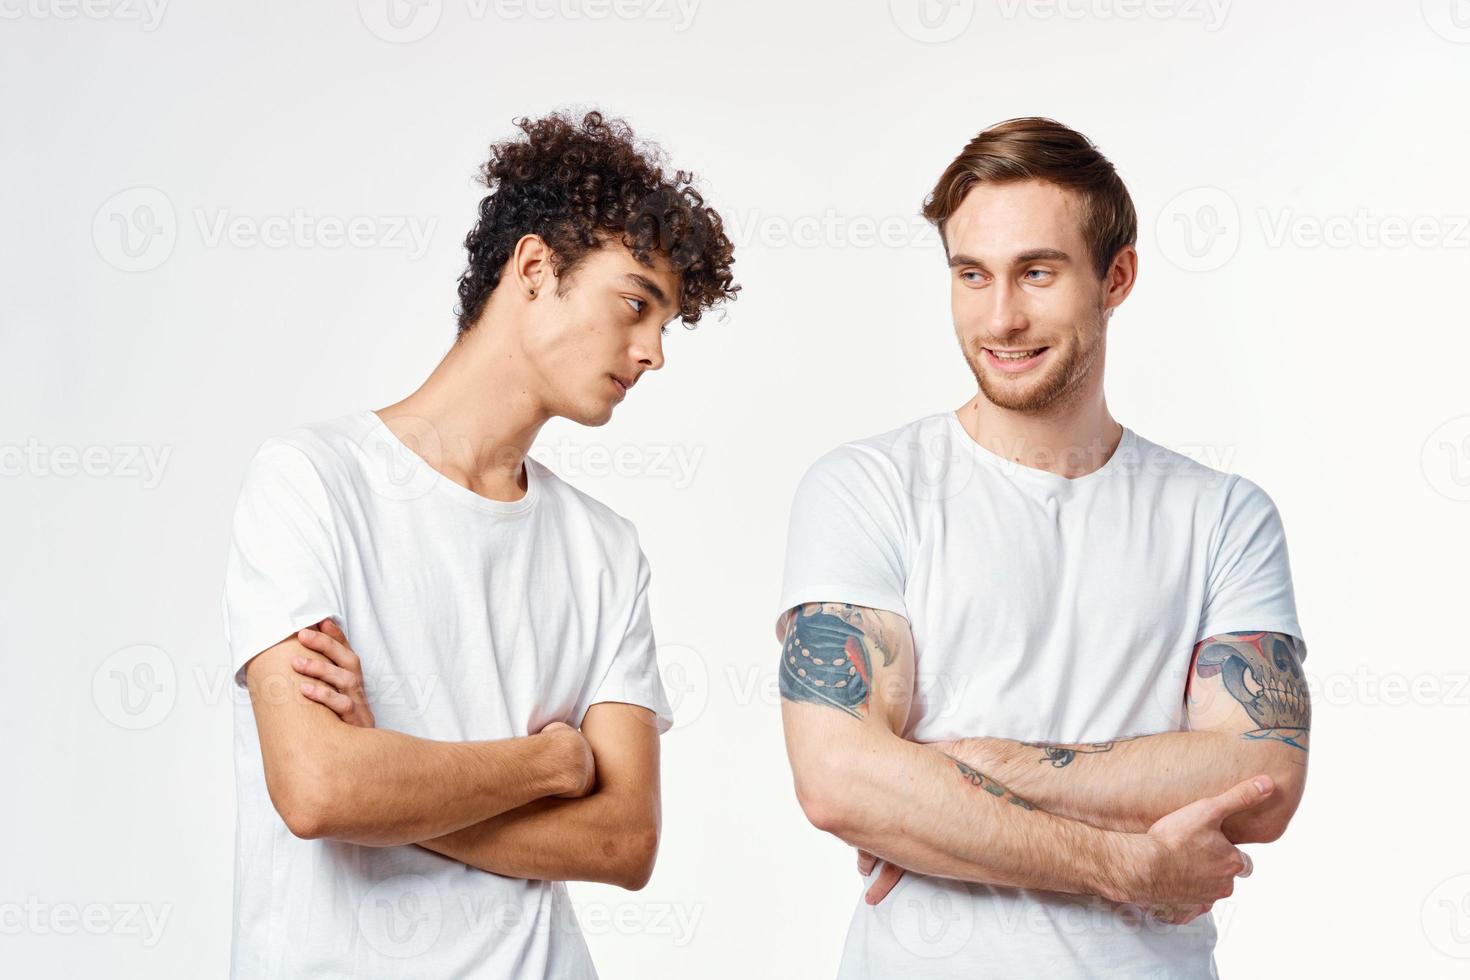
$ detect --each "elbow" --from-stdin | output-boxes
[610,818,660,891]
[270,757,345,841]
[793,766,859,841]
[282,801,329,841]
[1230,808,1292,844]
[1229,762,1306,844]
[277,785,331,841]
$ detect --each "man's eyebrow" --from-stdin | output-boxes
[624,272,669,306]
[947,248,1072,268]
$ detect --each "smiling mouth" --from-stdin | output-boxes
[984,347,1048,361]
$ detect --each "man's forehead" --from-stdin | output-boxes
[945,180,1084,253]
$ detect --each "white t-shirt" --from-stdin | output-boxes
[221,410,673,980]
[777,412,1303,980]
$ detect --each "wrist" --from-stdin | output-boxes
[1085,830,1152,905]
[534,728,581,796]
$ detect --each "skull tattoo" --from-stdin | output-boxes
[1194,631,1310,749]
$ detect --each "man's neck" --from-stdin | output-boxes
[957,381,1122,481]
[376,314,549,503]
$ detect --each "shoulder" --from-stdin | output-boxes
[798,414,944,494]
[244,411,377,486]
[527,457,643,554]
[1123,431,1284,535]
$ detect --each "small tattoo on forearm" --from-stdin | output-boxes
[947,755,1035,810]
[1021,738,1128,769]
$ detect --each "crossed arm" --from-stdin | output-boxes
[943,630,1310,842]
[778,602,1281,919]
[243,619,661,889]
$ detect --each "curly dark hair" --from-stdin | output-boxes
[455,110,738,337]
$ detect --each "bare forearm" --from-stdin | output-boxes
[416,791,658,889]
[789,712,1137,901]
[289,728,578,846]
[947,731,1308,839]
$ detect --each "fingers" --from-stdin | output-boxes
[857,850,877,876]
[299,681,356,718]
[316,618,348,644]
[297,626,360,672]
[864,863,904,906]
[1236,850,1253,879]
[1205,774,1274,823]
[1148,903,1211,925]
[292,655,357,694]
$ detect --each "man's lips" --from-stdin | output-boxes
[982,346,1050,374]
[609,374,634,400]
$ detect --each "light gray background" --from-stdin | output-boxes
[4,0,1469,976]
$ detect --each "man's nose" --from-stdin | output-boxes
[989,281,1030,337]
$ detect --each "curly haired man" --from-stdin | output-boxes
[221,111,737,978]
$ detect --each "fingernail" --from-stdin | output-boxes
[292,657,305,667]
[1252,777,1270,793]
[299,682,312,694]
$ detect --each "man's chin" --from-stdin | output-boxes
[975,364,1068,413]
[573,401,617,427]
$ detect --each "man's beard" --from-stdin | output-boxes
[965,318,1106,414]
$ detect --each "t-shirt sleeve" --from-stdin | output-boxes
[776,445,909,630]
[221,440,346,687]
[578,539,674,735]
[1196,475,1305,653]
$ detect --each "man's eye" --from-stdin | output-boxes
[960,271,984,283]
[625,296,646,314]
[1024,268,1052,281]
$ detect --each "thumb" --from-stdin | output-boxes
[1205,775,1274,823]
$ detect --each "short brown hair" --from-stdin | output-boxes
[922,117,1137,280]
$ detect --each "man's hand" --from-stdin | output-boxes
[292,619,596,799]
[858,849,906,905]
[1113,774,1272,924]
[541,721,596,799]
[293,619,375,728]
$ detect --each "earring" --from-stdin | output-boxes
[529,288,536,298]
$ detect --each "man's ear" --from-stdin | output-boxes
[510,234,553,299]
[1103,244,1138,313]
